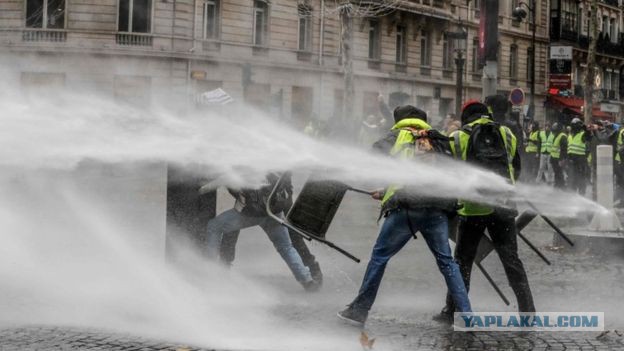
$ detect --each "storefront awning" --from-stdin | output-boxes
[545,95,614,121]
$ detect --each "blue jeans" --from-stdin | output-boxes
[350,208,472,313]
[205,208,313,284]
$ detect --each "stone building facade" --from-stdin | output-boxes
[548,0,624,123]
[0,0,548,128]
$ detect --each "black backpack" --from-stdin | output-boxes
[463,122,511,179]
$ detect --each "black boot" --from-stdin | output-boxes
[337,305,368,327]
[432,305,454,325]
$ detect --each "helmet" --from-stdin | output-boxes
[571,117,583,126]
[551,122,561,133]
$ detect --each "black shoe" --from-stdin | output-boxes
[337,305,368,327]
[303,279,322,292]
[308,261,323,284]
[432,306,454,325]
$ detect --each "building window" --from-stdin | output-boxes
[585,10,590,35]
[561,0,579,36]
[602,16,608,36]
[497,43,502,77]
[471,38,481,73]
[610,18,617,42]
[298,5,312,51]
[118,0,152,33]
[511,0,519,14]
[526,47,533,82]
[396,25,407,64]
[253,0,269,46]
[473,0,481,18]
[26,0,66,29]
[420,30,431,66]
[579,9,584,35]
[509,44,518,79]
[442,33,453,69]
[203,0,219,39]
[368,20,381,60]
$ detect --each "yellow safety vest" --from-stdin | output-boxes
[550,132,566,159]
[381,118,433,206]
[567,131,586,156]
[526,131,539,153]
[616,129,624,163]
[449,117,517,216]
[539,131,553,153]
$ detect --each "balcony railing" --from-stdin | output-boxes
[601,0,619,7]
[579,34,624,56]
[602,89,617,101]
[116,33,153,47]
[22,29,67,42]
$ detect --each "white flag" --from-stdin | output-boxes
[199,88,234,105]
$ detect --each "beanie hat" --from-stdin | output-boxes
[460,100,490,125]
[393,105,428,123]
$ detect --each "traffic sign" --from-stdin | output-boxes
[509,88,525,106]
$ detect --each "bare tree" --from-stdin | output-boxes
[329,1,402,134]
[584,0,598,124]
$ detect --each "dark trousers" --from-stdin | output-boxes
[220,228,318,268]
[567,155,588,195]
[523,152,540,182]
[446,213,535,313]
[616,162,624,206]
[550,157,565,189]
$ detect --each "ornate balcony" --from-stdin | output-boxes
[22,29,67,42]
[116,33,153,47]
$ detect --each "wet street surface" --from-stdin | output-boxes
[2,196,624,350]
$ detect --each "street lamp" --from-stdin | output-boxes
[447,28,468,118]
[513,0,536,121]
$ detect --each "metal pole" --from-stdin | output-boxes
[455,51,464,117]
[529,0,536,121]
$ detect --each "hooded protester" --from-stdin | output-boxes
[204,172,321,291]
[337,105,472,327]
[437,101,535,322]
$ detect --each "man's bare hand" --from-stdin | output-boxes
[371,189,384,200]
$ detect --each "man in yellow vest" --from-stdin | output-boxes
[549,122,568,189]
[524,121,541,182]
[536,123,554,183]
[614,125,624,206]
[438,101,535,320]
[338,106,472,327]
[567,118,591,195]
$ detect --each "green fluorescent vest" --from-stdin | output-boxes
[567,131,586,156]
[381,118,433,206]
[550,132,566,159]
[449,117,517,216]
[526,131,539,153]
[616,129,624,163]
[541,131,554,154]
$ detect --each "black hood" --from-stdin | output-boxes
[393,105,428,123]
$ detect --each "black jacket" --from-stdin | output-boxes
[228,172,293,217]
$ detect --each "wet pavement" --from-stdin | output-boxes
[2,195,624,350]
